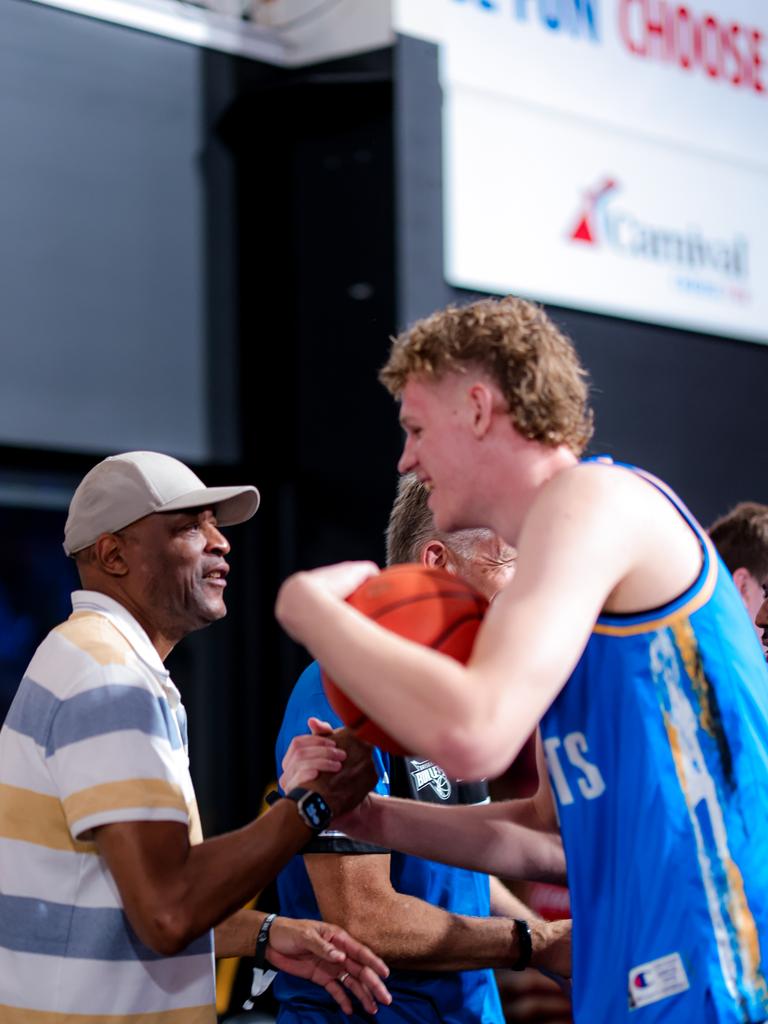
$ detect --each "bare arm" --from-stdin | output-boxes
[214,907,262,959]
[90,737,392,1015]
[282,728,565,884]
[277,466,702,780]
[276,466,645,779]
[306,852,570,975]
[212,905,392,1012]
[342,793,566,883]
[94,805,316,955]
[94,726,379,957]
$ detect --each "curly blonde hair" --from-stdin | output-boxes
[380,296,593,454]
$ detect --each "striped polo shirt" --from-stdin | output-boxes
[0,590,215,1023]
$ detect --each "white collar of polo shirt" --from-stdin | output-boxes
[70,590,182,709]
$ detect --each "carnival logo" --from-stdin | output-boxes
[569,177,618,244]
[568,177,749,283]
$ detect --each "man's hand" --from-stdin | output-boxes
[311,726,377,818]
[267,916,392,1016]
[281,719,378,830]
[530,918,571,978]
[280,718,345,789]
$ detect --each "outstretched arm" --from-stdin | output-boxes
[92,737,391,1015]
[276,467,637,779]
[305,851,570,976]
[93,730,378,957]
[342,794,565,883]
[281,727,566,884]
[214,907,392,1015]
[277,464,703,779]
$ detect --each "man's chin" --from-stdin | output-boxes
[208,600,227,622]
[194,598,227,627]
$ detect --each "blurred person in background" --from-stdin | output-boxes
[709,501,768,659]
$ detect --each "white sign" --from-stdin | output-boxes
[29,0,392,66]
[396,0,768,344]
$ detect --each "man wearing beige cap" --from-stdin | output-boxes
[0,451,390,1023]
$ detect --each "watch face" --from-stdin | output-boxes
[299,792,331,831]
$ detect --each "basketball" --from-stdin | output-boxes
[321,564,488,755]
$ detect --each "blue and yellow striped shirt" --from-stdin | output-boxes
[0,590,214,1023]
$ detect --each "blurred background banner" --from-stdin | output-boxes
[397,0,767,343]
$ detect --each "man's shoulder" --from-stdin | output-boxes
[22,612,153,710]
[541,458,641,504]
[276,662,340,763]
[52,611,134,669]
[283,662,336,723]
[525,458,674,553]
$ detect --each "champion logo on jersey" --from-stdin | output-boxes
[628,953,689,1009]
[408,759,452,800]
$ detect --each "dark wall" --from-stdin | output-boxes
[0,0,234,462]
[0,4,400,835]
[394,34,768,527]
[211,50,402,811]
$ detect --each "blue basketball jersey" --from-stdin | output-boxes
[541,460,768,1023]
[274,661,504,1023]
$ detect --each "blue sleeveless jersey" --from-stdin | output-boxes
[541,461,768,1023]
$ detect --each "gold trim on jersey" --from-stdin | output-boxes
[593,535,718,638]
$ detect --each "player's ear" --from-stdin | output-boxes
[468,381,495,438]
[421,540,448,570]
[732,566,751,600]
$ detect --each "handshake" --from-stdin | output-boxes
[277,716,378,827]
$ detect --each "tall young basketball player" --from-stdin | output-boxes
[276,296,768,1023]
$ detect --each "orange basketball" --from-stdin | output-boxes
[321,564,488,755]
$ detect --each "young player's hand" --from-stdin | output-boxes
[302,561,381,599]
[266,916,391,1016]
[276,562,380,639]
[280,720,379,836]
[311,726,378,818]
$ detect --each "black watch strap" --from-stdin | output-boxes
[254,913,276,969]
[510,918,533,971]
[285,787,333,833]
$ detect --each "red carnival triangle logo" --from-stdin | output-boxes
[569,178,618,245]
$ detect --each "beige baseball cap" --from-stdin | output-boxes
[63,451,260,556]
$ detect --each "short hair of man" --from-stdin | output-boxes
[386,473,437,565]
[386,473,492,567]
[379,295,594,455]
[709,502,768,580]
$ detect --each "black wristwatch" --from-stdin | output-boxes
[285,787,333,833]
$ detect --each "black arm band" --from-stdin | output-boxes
[254,912,277,969]
[510,918,533,971]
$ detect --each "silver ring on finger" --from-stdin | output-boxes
[338,971,350,985]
